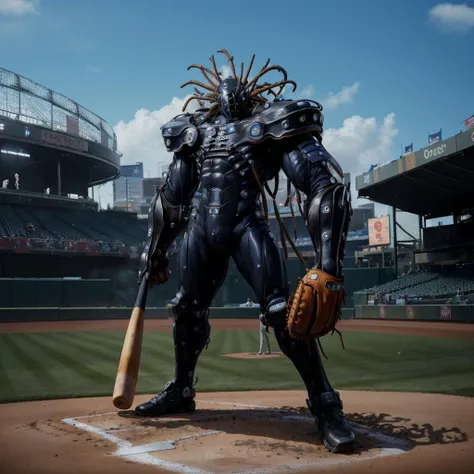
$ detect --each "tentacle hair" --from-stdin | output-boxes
[181,50,301,114]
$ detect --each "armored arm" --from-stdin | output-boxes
[138,115,200,282]
[281,135,351,277]
[256,99,351,278]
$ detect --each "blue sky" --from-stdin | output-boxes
[1,0,473,209]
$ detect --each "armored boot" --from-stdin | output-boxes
[307,391,355,453]
[135,299,209,417]
[135,380,196,416]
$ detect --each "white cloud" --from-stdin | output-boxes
[93,96,199,208]
[429,3,474,32]
[296,85,314,99]
[0,0,37,15]
[322,113,398,211]
[283,82,360,109]
[323,82,360,109]
[114,96,199,173]
[220,64,231,79]
[85,65,101,74]
[323,113,399,179]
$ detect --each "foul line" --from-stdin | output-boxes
[62,400,411,474]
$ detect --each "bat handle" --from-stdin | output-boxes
[135,274,149,309]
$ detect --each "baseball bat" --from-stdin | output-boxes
[112,275,149,409]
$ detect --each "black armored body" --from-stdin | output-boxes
[136,50,355,453]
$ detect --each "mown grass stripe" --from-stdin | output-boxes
[227,329,242,354]
[23,332,108,384]
[198,340,286,384]
[1,329,473,402]
[0,336,19,397]
[216,327,231,355]
[1,334,57,391]
[208,330,225,355]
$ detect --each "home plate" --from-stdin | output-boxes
[62,400,413,473]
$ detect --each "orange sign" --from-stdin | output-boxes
[368,215,390,246]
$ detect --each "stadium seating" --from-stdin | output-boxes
[0,203,148,245]
[358,268,474,299]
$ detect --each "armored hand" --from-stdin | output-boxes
[149,257,171,286]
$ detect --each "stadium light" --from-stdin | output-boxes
[0,149,30,158]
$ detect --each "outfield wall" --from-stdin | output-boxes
[355,304,474,322]
[0,266,395,309]
[0,307,355,323]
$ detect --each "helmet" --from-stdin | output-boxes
[217,77,250,121]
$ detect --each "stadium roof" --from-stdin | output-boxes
[355,128,474,218]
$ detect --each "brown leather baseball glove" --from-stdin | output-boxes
[287,268,345,341]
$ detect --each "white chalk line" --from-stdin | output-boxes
[72,411,117,420]
[61,400,411,474]
[62,417,220,474]
[115,430,224,456]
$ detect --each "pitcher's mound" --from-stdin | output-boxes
[223,352,283,359]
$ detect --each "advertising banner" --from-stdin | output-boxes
[41,130,88,152]
[415,136,457,166]
[368,215,390,246]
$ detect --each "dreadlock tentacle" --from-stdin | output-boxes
[218,49,237,78]
[193,88,205,107]
[251,95,267,104]
[187,64,220,86]
[187,64,221,83]
[181,51,299,117]
[180,80,217,93]
[242,54,256,85]
[250,80,297,97]
[182,95,215,112]
[209,55,221,79]
[246,65,289,91]
[207,103,219,117]
[260,58,271,72]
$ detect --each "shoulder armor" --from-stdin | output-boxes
[161,113,200,153]
[246,99,324,142]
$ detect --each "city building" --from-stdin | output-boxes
[113,162,144,213]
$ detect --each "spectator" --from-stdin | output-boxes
[452,289,462,304]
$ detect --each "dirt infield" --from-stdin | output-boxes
[1,390,473,474]
[1,318,474,339]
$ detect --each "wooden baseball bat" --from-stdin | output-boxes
[112,276,149,409]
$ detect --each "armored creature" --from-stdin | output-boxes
[136,50,355,453]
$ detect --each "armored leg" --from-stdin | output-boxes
[135,224,229,416]
[232,218,354,452]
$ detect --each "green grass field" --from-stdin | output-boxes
[0,329,473,403]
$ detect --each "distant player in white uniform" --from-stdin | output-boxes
[258,315,271,355]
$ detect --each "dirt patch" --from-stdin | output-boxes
[0,390,473,474]
[1,318,474,339]
[223,352,283,359]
